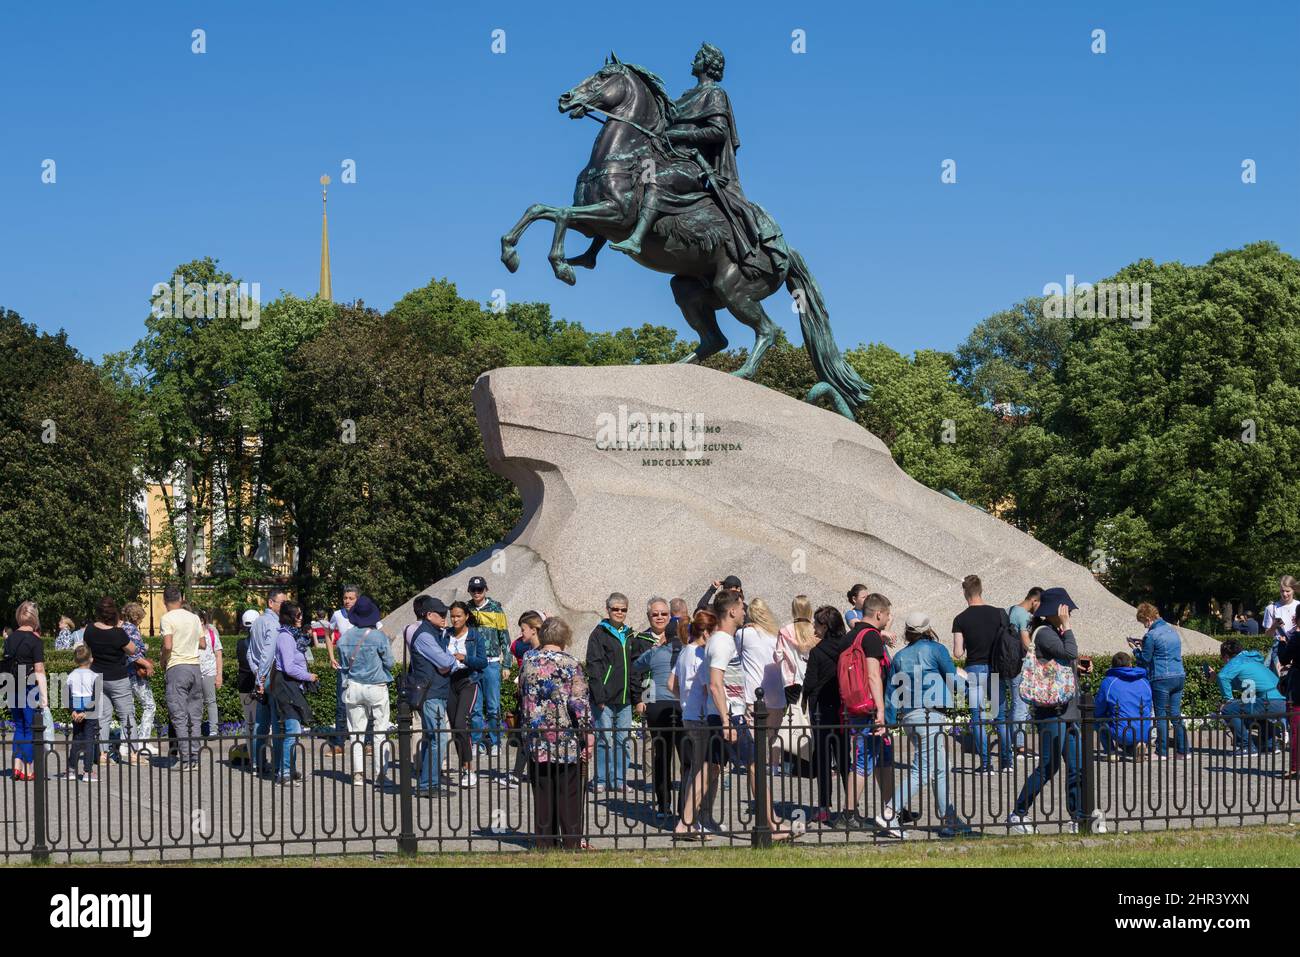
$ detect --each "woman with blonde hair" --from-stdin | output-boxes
[775,595,818,773]
[777,595,817,706]
[1264,575,1298,675]
[6,602,48,780]
[734,597,792,838]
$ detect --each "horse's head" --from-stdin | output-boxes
[558,52,632,119]
[557,52,671,129]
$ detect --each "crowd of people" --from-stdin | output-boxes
[3,571,1298,847]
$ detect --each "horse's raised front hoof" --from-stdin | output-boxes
[500,241,520,273]
[552,261,576,285]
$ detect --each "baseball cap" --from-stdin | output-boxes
[467,576,487,592]
[415,595,449,618]
[241,609,258,629]
[722,575,743,590]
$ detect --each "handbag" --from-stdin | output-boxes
[397,623,433,710]
[1018,626,1077,708]
[774,696,814,763]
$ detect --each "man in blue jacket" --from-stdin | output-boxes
[1095,652,1153,759]
[407,595,456,792]
[1216,639,1286,754]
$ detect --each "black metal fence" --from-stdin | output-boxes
[5,692,1297,861]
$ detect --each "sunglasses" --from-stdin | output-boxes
[650,611,670,617]
[469,588,485,594]
[609,607,628,613]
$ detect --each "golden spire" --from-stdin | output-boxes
[319,174,332,301]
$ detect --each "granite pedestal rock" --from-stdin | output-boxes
[385,364,1213,658]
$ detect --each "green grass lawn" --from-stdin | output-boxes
[85,823,1300,868]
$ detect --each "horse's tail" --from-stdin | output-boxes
[784,247,871,412]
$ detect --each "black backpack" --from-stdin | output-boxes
[0,632,20,678]
[992,607,1025,681]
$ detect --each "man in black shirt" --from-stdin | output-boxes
[951,574,1012,773]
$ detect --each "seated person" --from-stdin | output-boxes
[1215,639,1286,754]
[1095,652,1153,759]
[1232,613,1261,636]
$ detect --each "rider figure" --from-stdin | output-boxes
[610,43,765,271]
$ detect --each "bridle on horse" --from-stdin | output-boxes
[570,95,688,162]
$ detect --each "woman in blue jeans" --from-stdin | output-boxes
[6,602,48,780]
[1131,602,1188,758]
[882,613,967,837]
[1009,589,1085,834]
[271,601,318,784]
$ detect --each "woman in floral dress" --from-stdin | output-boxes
[518,617,594,849]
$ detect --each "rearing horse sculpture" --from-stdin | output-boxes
[499,52,871,417]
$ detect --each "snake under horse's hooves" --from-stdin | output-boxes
[806,381,854,420]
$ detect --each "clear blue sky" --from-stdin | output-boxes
[1,0,1295,363]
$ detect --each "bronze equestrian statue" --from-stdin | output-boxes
[499,44,871,418]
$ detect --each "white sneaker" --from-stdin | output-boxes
[1063,821,1080,834]
[490,745,500,758]
[1007,813,1035,835]
[501,773,521,789]
[873,813,905,839]
[460,771,478,788]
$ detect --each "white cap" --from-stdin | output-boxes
[241,609,258,629]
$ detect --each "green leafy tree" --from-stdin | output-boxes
[112,261,334,602]
[269,300,517,612]
[1003,242,1300,617]
[0,308,144,627]
[846,344,1001,505]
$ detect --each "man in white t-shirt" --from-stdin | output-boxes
[160,585,205,769]
[327,587,358,752]
[1264,576,1298,674]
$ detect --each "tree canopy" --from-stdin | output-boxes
[0,309,143,628]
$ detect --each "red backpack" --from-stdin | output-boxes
[838,624,888,718]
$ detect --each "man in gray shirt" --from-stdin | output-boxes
[248,588,286,775]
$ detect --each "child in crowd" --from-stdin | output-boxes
[68,645,101,782]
